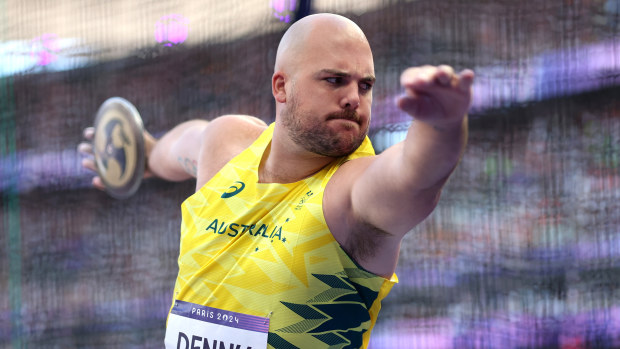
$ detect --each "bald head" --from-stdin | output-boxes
[274,13,371,74]
[270,14,375,157]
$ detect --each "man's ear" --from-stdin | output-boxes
[272,72,287,103]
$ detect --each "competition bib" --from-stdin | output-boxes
[165,300,270,349]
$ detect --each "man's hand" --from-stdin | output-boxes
[77,126,156,191]
[397,65,474,128]
[77,127,105,190]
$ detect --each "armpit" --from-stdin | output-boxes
[343,219,391,266]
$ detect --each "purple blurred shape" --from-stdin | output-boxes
[271,0,297,23]
[30,33,60,66]
[154,14,189,47]
[469,38,620,112]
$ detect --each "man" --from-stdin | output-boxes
[81,13,473,349]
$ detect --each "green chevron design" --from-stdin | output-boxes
[274,273,380,348]
[312,332,350,347]
[268,332,300,349]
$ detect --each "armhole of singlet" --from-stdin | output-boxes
[191,123,275,197]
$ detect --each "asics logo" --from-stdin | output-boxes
[221,181,245,198]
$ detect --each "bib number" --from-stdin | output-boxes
[165,300,269,349]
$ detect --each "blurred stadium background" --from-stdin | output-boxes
[1,0,619,347]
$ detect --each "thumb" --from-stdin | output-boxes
[397,94,434,119]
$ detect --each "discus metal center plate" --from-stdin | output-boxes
[93,97,145,199]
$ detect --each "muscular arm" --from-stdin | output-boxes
[352,115,468,235]
[325,65,474,276]
[147,115,267,191]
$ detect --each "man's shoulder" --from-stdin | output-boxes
[207,115,268,138]
[203,115,268,150]
[195,115,268,189]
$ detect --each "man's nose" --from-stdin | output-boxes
[340,84,360,110]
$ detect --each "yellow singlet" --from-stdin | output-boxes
[168,123,397,349]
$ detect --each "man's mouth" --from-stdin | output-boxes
[327,110,360,124]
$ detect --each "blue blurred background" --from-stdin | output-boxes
[1,0,619,348]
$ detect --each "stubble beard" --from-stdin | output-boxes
[281,95,368,158]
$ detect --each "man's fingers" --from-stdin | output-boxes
[401,66,432,88]
[397,92,434,117]
[401,66,474,93]
[397,95,419,116]
[435,65,455,86]
[79,126,106,191]
[397,66,475,122]
[77,142,93,155]
[401,65,455,92]
[83,127,95,141]
[457,69,475,92]
[92,176,105,191]
[81,157,98,173]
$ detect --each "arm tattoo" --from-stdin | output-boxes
[178,157,198,176]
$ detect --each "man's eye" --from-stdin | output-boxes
[325,77,341,84]
[360,82,372,91]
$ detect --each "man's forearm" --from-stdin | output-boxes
[401,115,468,190]
[147,119,209,181]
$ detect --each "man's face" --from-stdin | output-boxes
[280,32,375,157]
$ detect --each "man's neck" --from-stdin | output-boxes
[258,127,334,184]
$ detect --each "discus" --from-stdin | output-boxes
[93,97,145,199]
